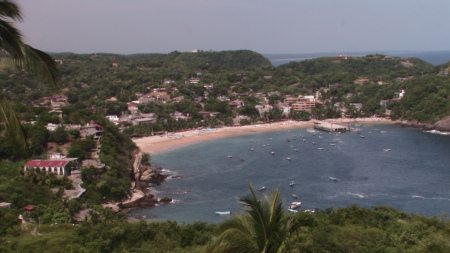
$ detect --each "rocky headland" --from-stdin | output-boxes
[396,116,450,132]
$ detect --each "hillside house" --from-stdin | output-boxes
[198,111,220,120]
[267,91,281,97]
[164,79,176,84]
[81,122,103,139]
[189,78,200,84]
[354,79,370,84]
[292,101,315,111]
[138,95,155,104]
[24,158,78,176]
[171,96,184,103]
[106,97,118,102]
[229,100,245,108]
[128,103,139,113]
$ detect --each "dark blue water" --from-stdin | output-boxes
[130,125,450,223]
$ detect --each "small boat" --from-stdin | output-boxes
[286,157,292,161]
[228,155,232,158]
[383,149,391,152]
[359,135,365,138]
[293,148,299,152]
[258,187,266,191]
[250,148,254,151]
[318,148,324,150]
[329,143,336,146]
[271,151,275,155]
[215,211,231,215]
[292,194,298,199]
[289,181,295,186]
[328,177,338,181]
[289,202,302,209]
[288,208,298,213]
[239,158,245,162]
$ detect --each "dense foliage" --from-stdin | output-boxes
[0,50,449,251]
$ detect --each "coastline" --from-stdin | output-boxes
[133,118,394,154]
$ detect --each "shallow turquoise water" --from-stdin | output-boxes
[129,125,450,223]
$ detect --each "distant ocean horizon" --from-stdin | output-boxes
[264,50,450,66]
[130,125,450,224]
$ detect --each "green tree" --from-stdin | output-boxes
[0,1,59,150]
[211,185,296,253]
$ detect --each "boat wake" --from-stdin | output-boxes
[327,192,367,199]
[423,130,450,136]
[411,195,450,201]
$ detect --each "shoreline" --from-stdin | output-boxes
[133,118,394,154]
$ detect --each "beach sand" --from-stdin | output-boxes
[133,118,394,154]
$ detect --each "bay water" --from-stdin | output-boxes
[130,124,450,224]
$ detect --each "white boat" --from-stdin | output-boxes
[293,148,299,152]
[292,194,298,199]
[288,208,298,213]
[215,211,231,215]
[383,149,391,152]
[289,202,302,209]
[289,181,295,186]
[318,148,324,150]
[328,177,338,181]
[250,148,254,151]
[228,155,232,158]
[271,151,275,155]
[286,157,292,161]
[258,187,266,191]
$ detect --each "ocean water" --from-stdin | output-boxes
[129,125,450,224]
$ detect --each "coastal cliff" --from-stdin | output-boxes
[119,152,171,209]
[396,116,450,132]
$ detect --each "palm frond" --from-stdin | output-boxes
[0,1,23,21]
[0,18,25,62]
[0,91,27,151]
[23,45,59,86]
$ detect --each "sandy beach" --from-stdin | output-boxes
[133,118,394,154]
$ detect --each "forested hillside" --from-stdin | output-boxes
[0,50,449,252]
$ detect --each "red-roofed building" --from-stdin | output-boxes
[24,159,78,176]
[23,205,36,212]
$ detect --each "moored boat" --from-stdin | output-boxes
[289,202,302,209]
[215,211,231,215]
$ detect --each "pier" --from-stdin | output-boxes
[313,121,349,132]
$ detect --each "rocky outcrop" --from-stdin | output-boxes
[396,117,450,132]
[433,116,450,132]
[159,196,173,203]
[139,166,168,186]
[120,193,159,208]
[396,120,434,130]
[120,154,172,210]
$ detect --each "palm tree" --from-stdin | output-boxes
[211,184,297,253]
[0,1,59,150]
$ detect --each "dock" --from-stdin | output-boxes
[313,121,349,132]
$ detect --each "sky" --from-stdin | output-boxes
[14,0,450,55]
